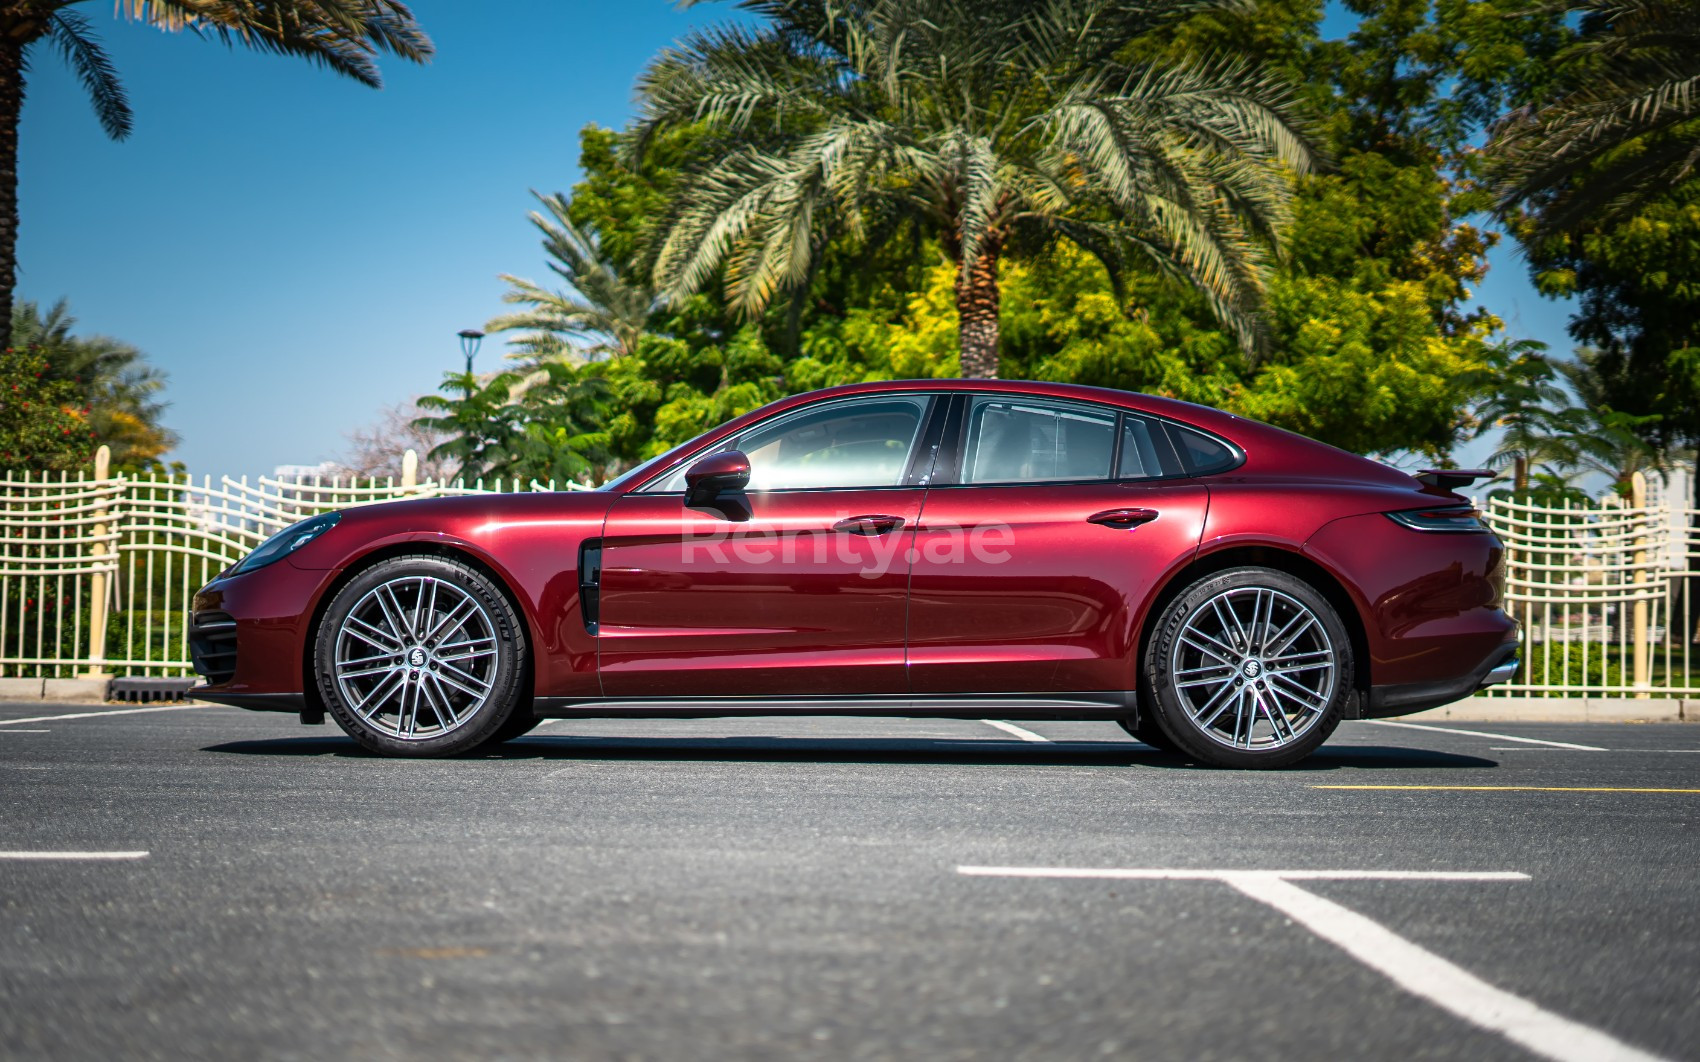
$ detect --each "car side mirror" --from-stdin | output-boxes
[684,450,751,506]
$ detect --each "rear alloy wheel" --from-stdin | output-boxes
[1143,567,1350,768]
[316,556,528,757]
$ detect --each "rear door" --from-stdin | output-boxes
[597,394,939,698]
[905,395,1209,696]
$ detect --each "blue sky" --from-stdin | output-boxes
[20,0,1565,476]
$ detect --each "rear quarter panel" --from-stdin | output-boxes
[1200,479,1511,688]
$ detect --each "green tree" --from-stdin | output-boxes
[1558,348,1668,493]
[1488,0,1700,245]
[0,342,89,470]
[1470,340,1587,492]
[414,362,612,485]
[1523,187,1700,450]
[487,192,659,363]
[632,0,1317,378]
[11,298,176,471]
[0,1,432,347]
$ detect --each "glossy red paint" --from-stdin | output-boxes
[598,487,922,696]
[906,481,1208,694]
[1304,511,1511,686]
[189,378,1517,722]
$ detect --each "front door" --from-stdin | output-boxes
[597,394,937,698]
[906,394,1209,695]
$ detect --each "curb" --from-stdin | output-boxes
[1402,696,1691,724]
[0,677,110,703]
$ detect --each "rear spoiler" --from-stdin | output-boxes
[1413,468,1495,492]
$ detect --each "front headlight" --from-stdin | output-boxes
[229,512,342,575]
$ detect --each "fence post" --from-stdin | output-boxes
[1632,470,1651,697]
[80,446,112,680]
[401,448,418,491]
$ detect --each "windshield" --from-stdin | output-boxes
[597,451,678,493]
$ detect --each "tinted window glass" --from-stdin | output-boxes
[1118,415,1177,480]
[1171,424,1239,475]
[649,396,930,492]
[963,397,1117,484]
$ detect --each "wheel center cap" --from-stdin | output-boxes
[1242,659,1262,678]
[408,647,427,669]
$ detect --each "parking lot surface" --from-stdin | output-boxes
[1,702,1696,1060]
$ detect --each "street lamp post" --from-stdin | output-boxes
[457,329,484,378]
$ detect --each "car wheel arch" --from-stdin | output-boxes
[1137,544,1372,706]
[300,541,539,706]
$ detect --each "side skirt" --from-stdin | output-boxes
[190,690,305,714]
[532,692,1139,721]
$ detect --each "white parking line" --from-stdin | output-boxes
[1364,719,1607,751]
[0,704,209,728]
[0,729,49,733]
[959,867,1528,882]
[957,866,1666,1062]
[1490,747,1700,753]
[0,851,149,860]
[979,720,1051,743]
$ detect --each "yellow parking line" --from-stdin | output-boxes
[1313,785,1700,794]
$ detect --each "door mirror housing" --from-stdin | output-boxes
[684,450,751,506]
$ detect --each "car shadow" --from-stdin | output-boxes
[200,735,1497,771]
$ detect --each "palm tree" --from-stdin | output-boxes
[0,2,432,347]
[486,192,659,363]
[631,0,1316,378]
[1488,0,1700,242]
[1559,349,1670,493]
[1473,340,1589,493]
[13,298,178,469]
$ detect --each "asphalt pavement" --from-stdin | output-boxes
[1,702,1696,1061]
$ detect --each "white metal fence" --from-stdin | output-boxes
[4,451,1696,696]
[1,447,588,679]
[1481,472,1693,698]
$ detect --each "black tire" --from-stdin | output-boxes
[475,703,544,748]
[1116,716,1177,751]
[1142,566,1350,769]
[315,555,529,757]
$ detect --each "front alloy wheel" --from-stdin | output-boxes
[1144,567,1350,768]
[316,556,527,756]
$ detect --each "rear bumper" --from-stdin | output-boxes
[1362,641,1520,718]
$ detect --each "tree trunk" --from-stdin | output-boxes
[0,36,23,352]
[1514,455,1528,494]
[954,233,1003,380]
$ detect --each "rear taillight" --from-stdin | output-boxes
[1385,507,1488,533]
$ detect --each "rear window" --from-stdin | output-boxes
[1117,415,1182,480]
[1169,425,1240,476]
[962,397,1118,484]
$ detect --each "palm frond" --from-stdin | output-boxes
[638,0,1317,356]
[1488,0,1700,234]
[47,11,134,140]
[487,193,656,361]
[118,1,432,88]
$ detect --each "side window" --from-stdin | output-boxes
[962,397,1117,484]
[1118,415,1181,480]
[1169,424,1240,475]
[648,396,931,492]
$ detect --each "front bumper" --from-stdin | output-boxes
[186,559,334,724]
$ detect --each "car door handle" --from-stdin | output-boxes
[1088,508,1159,529]
[833,514,905,535]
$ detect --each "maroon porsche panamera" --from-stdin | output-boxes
[189,380,1517,768]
